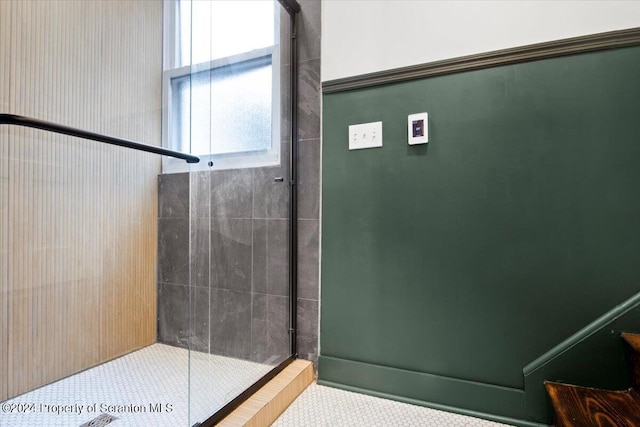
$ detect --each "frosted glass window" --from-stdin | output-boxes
[172,57,272,156]
[162,0,280,172]
[179,0,274,66]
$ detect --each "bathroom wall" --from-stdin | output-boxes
[318,3,640,423]
[0,0,162,401]
[1,1,10,401]
[157,165,291,364]
[156,0,321,365]
[295,0,322,365]
[321,0,640,81]
[319,40,640,426]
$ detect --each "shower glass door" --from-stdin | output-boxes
[181,1,293,424]
[0,1,292,425]
[2,2,189,426]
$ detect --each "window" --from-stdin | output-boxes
[162,0,281,172]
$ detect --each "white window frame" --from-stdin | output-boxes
[161,0,281,174]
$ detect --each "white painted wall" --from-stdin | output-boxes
[322,0,640,81]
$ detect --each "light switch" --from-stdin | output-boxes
[349,121,383,150]
[408,112,428,145]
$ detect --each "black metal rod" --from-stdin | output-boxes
[288,7,299,359]
[0,113,200,164]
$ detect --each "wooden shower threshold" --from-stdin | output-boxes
[217,359,314,427]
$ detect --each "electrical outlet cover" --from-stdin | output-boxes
[349,121,383,150]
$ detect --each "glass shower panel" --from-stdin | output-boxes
[0,1,293,425]
[0,1,194,426]
[173,62,273,156]
[186,1,293,424]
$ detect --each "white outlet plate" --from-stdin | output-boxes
[349,121,383,150]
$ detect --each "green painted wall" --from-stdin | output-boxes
[320,46,640,424]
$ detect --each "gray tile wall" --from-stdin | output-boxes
[295,0,321,366]
[157,169,292,364]
[156,0,321,366]
[157,173,191,349]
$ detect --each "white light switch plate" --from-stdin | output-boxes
[349,121,383,150]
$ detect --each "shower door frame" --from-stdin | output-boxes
[195,0,301,425]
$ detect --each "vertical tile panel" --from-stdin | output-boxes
[98,0,161,361]
[294,0,321,366]
[2,0,161,400]
[297,1,321,62]
[297,219,319,300]
[210,289,252,359]
[297,59,321,143]
[0,0,10,402]
[6,0,101,396]
[266,219,289,297]
[7,0,29,397]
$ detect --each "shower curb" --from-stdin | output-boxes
[216,359,314,427]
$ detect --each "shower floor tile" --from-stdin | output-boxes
[0,343,272,427]
[272,383,513,427]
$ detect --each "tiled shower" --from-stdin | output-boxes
[157,168,293,363]
[0,0,321,425]
[157,0,321,368]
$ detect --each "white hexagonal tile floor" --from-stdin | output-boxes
[272,383,514,427]
[0,343,272,427]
